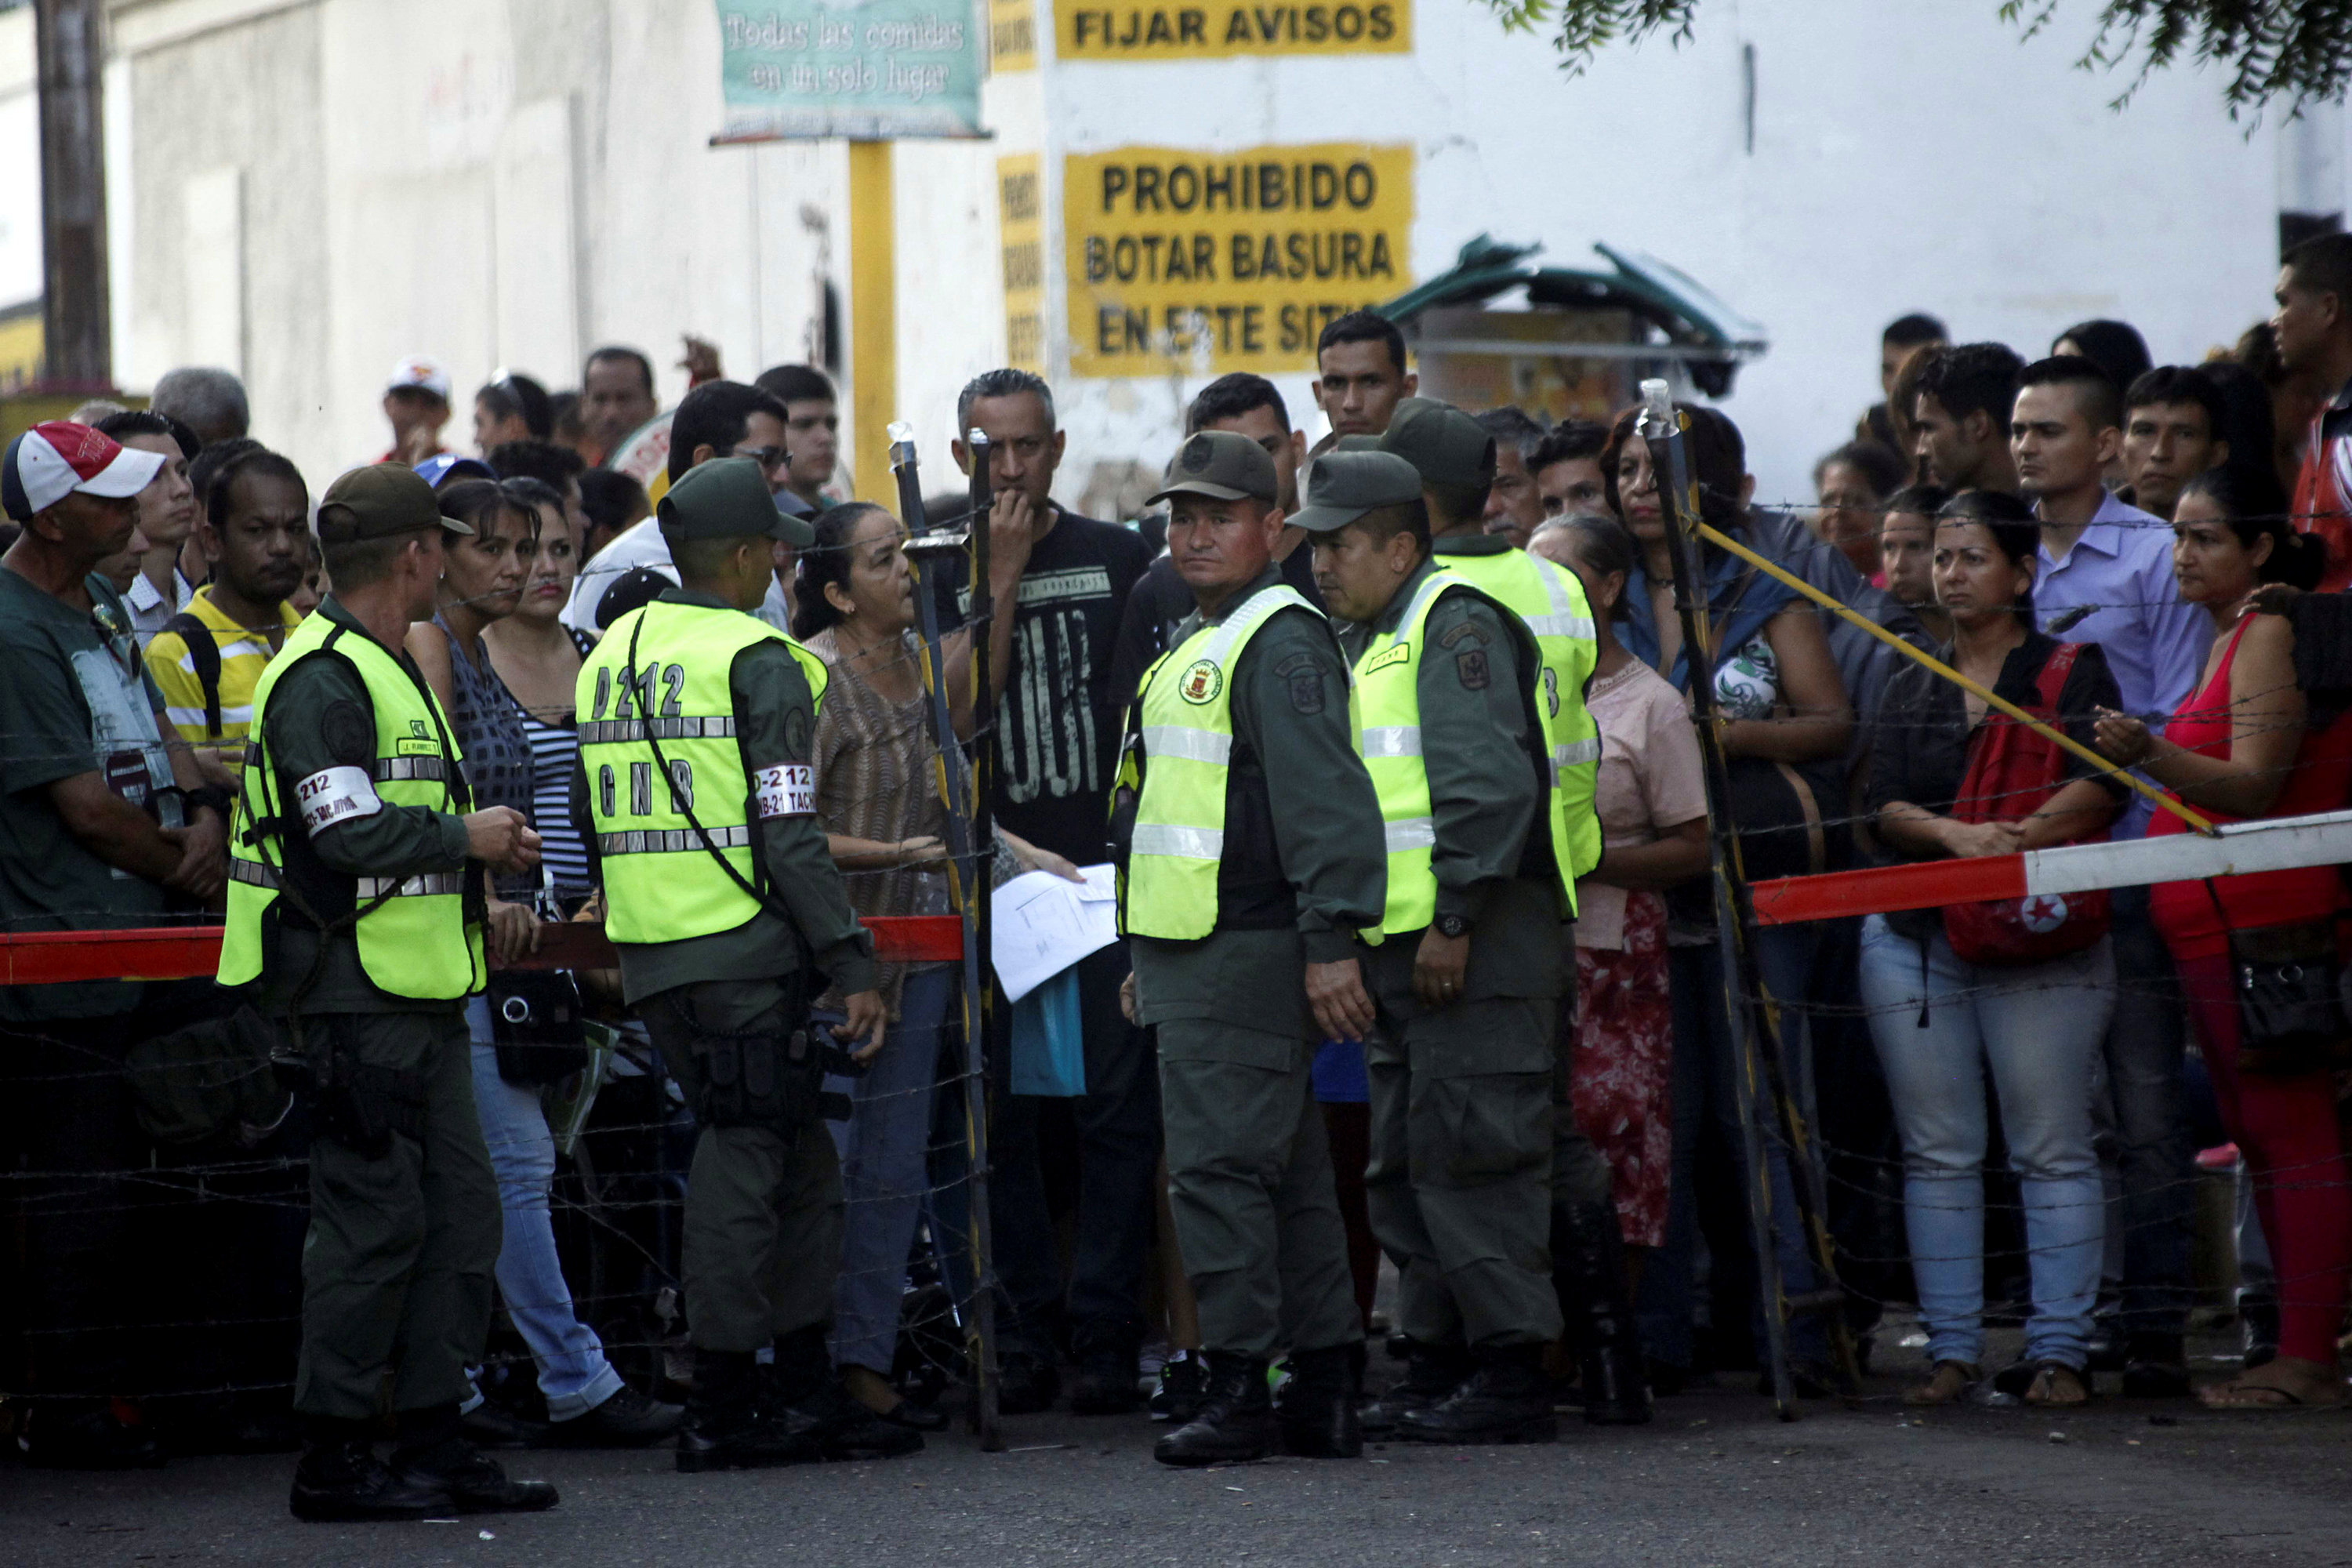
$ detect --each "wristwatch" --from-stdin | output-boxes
[1434,912,1469,940]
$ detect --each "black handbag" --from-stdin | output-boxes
[488,968,591,1087]
[2207,883,2351,1075]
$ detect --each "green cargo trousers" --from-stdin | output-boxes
[1159,1021,1363,1360]
[293,1008,499,1421]
[1365,994,1563,1350]
[641,978,843,1354]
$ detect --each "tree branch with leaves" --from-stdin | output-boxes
[1482,0,2352,114]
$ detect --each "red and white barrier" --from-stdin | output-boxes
[0,915,967,987]
[1748,807,2352,927]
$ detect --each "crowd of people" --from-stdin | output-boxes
[10,227,2352,1512]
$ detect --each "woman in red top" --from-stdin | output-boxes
[2095,464,2351,1409]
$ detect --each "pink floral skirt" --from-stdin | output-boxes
[1571,890,1674,1247]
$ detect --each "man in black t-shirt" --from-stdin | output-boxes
[946,369,1159,1415]
[1109,374,1324,705]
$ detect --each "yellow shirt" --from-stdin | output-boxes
[142,586,304,764]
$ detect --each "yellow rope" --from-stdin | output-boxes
[1692,521,2219,838]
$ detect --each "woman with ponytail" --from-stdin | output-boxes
[2095,463,2352,1410]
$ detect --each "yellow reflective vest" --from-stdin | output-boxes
[576,598,830,946]
[219,614,483,1000]
[1432,544,1602,901]
[1350,568,1562,935]
[1115,584,1317,941]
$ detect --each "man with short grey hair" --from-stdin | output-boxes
[151,367,251,447]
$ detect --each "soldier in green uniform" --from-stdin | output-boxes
[1113,430,1388,1467]
[220,463,556,1522]
[1379,399,1651,1425]
[1298,449,1568,1446]
[572,458,907,1474]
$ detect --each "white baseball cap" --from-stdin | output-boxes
[386,355,452,401]
[2,421,166,521]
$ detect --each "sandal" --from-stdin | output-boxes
[2023,1362,2091,1407]
[1904,1360,1980,1406]
[2197,1356,2344,1411]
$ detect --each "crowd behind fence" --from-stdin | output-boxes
[9,252,2352,1474]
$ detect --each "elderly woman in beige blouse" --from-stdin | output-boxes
[795,501,1071,1430]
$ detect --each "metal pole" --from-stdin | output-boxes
[964,430,1003,1448]
[1639,383,1803,1419]
[891,425,1001,1450]
[33,0,111,393]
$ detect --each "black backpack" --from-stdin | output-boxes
[162,611,224,739]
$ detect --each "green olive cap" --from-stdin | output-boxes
[1288,449,1425,534]
[1379,397,1496,492]
[1149,429,1279,506]
[1330,434,1382,453]
[316,463,474,543]
[658,456,817,546]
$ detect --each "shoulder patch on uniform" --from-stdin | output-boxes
[321,699,373,767]
[1455,648,1491,691]
[1273,651,1325,716]
[785,706,812,757]
[1438,620,1488,648]
[1179,658,1224,705]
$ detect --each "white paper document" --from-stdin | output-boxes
[991,863,1120,1002]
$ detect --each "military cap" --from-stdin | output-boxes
[1148,429,1279,506]
[1289,449,1425,534]
[658,456,816,546]
[1380,397,1496,492]
[1330,434,1381,453]
[316,462,474,544]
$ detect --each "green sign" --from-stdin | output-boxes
[715,1,986,140]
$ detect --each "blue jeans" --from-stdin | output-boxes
[824,968,954,1374]
[465,1010,623,1421]
[1857,917,2110,1370]
[1637,924,1828,1370]
[985,942,1161,1358]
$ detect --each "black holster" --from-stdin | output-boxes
[693,1022,865,1134]
[303,1021,428,1159]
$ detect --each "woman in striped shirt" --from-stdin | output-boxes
[484,476,597,903]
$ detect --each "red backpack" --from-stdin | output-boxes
[1940,643,2112,967]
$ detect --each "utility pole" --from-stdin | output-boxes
[34,0,111,393]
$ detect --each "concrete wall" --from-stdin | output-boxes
[96,0,2292,510]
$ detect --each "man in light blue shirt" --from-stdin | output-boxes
[2016,354,2207,1395]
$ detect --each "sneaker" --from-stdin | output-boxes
[540,1385,684,1447]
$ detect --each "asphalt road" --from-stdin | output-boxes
[12,1349,2352,1568]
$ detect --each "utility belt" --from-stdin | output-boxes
[664,989,862,1135]
[284,1017,431,1160]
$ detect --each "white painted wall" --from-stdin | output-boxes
[96,0,2292,512]
[1040,0,2285,510]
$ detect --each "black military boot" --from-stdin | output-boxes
[390,1403,558,1513]
[1555,1200,1653,1426]
[766,1327,922,1460]
[1275,1344,1363,1459]
[677,1348,823,1474]
[290,1417,452,1523]
[1152,1352,1274,1467]
[1357,1338,1472,1437]
[1396,1344,1558,1445]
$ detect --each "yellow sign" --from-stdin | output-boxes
[1064,143,1412,379]
[999,154,1045,372]
[1059,0,1408,59]
[991,0,1036,71]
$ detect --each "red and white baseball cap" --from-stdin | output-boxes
[2,421,165,521]
[387,354,451,401]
